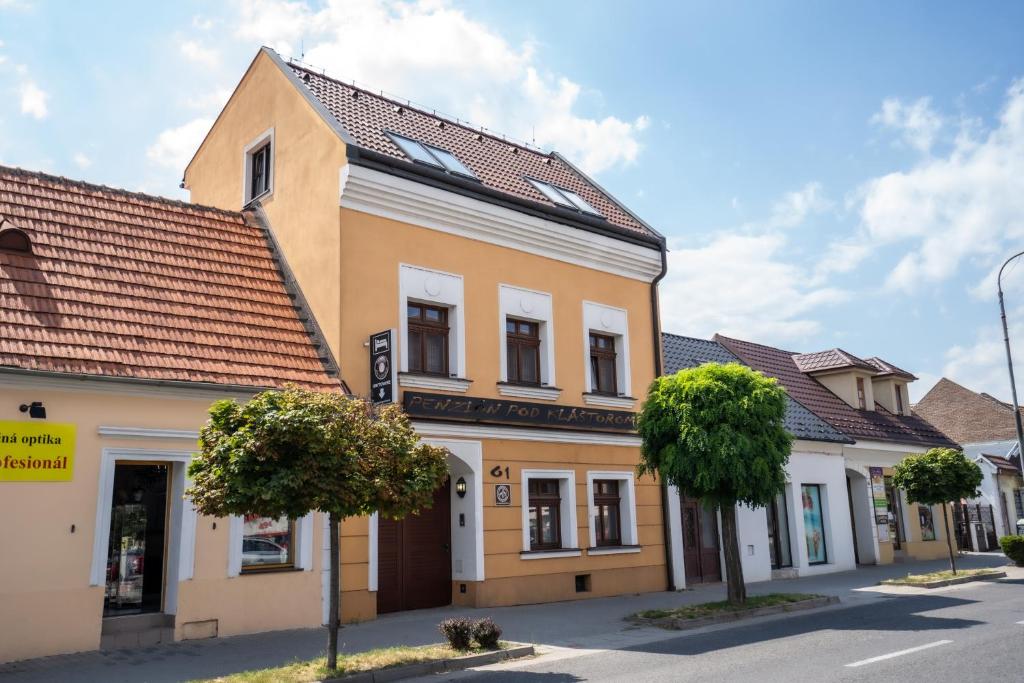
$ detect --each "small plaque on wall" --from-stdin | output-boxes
[495,484,511,506]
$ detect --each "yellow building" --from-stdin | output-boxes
[184,48,671,622]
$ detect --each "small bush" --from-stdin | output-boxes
[472,618,502,649]
[438,617,474,650]
[1000,535,1024,566]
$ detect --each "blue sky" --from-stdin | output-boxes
[2,1,1024,401]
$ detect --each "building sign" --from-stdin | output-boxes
[0,421,76,482]
[370,329,396,405]
[869,466,891,542]
[403,392,636,433]
[495,484,511,506]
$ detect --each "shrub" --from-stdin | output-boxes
[472,618,502,649]
[1000,535,1024,566]
[438,617,474,650]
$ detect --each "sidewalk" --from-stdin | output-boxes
[0,553,1009,683]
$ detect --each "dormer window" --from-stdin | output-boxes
[387,132,477,179]
[856,377,867,410]
[526,178,602,217]
[0,221,31,254]
[895,384,905,414]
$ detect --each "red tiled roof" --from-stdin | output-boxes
[914,377,1021,444]
[0,166,339,390]
[865,356,917,380]
[285,60,656,240]
[792,348,877,374]
[715,334,955,448]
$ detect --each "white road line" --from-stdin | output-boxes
[844,640,953,668]
[1017,620,1024,625]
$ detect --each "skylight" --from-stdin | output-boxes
[386,132,477,179]
[526,178,602,217]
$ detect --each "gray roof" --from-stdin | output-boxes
[662,333,853,444]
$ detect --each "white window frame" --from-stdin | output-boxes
[242,127,275,206]
[228,512,314,577]
[398,263,469,392]
[586,470,640,554]
[498,284,559,400]
[582,300,633,407]
[520,468,580,559]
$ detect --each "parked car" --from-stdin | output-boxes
[242,536,288,566]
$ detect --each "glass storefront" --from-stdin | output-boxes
[766,491,793,569]
[801,484,828,565]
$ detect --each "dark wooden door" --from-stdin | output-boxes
[377,479,452,614]
[681,497,721,584]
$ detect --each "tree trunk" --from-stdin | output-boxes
[720,504,746,604]
[943,502,957,575]
[327,512,341,670]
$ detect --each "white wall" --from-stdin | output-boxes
[787,451,857,575]
[734,504,772,583]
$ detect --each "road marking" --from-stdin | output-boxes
[844,640,953,668]
[1017,620,1024,625]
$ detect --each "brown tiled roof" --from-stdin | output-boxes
[0,165,339,390]
[865,356,917,380]
[914,377,1021,444]
[792,348,877,374]
[284,59,657,241]
[982,454,1021,473]
[715,334,955,448]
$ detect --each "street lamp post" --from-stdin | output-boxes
[997,250,1024,479]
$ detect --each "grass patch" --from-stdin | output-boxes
[191,642,508,683]
[631,593,823,621]
[880,568,1002,586]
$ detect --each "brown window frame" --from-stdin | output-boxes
[528,479,562,551]
[593,479,622,547]
[895,384,904,414]
[506,318,542,386]
[856,377,867,410]
[589,333,618,396]
[407,303,449,376]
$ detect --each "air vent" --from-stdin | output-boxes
[393,105,404,114]
[302,73,311,83]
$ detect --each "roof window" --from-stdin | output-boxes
[526,178,602,216]
[386,132,477,179]
[0,219,31,254]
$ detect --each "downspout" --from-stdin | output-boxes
[649,241,675,590]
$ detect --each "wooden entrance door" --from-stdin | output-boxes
[377,479,452,614]
[681,497,721,583]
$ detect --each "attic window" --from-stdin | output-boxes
[526,178,602,217]
[0,222,31,254]
[386,132,477,179]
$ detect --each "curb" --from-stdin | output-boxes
[321,643,535,682]
[632,596,840,631]
[879,570,1007,589]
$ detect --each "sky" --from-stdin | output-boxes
[2,0,1024,403]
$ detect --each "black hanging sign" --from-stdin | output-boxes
[370,330,396,405]
[403,392,636,433]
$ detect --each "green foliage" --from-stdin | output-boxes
[636,362,792,507]
[1000,535,1024,566]
[891,448,982,506]
[186,386,449,521]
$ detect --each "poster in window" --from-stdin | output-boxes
[801,484,827,564]
[919,506,936,541]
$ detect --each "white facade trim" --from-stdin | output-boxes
[520,468,579,553]
[228,512,315,577]
[666,485,686,589]
[587,546,641,555]
[98,426,200,440]
[520,549,582,560]
[90,448,197,616]
[497,384,562,401]
[424,438,485,582]
[582,394,636,409]
[582,300,632,398]
[411,420,642,446]
[585,470,639,548]
[398,374,472,393]
[398,263,467,379]
[498,284,556,387]
[845,440,931,453]
[368,512,379,592]
[340,165,662,282]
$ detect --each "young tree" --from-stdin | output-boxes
[892,447,982,575]
[637,363,791,604]
[187,386,449,671]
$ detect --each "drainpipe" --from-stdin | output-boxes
[649,242,675,590]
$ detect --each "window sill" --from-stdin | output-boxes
[586,544,642,556]
[399,373,472,393]
[582,393,636,409]
[239,566,302,576]
[497,383,562,401]
[519,548,582,560]
[243,188,273,208]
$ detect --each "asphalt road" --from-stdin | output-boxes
[452,577,1024,682]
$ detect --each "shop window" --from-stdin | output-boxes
[241,515,294,571]
[528,479,562,550]
[801,484,828,565]
[506,318,541,385]
[589,333,618,395]
[407,303,449,375]
[919,506,936,541]
[593,480,622,546]
[856,377,867,410]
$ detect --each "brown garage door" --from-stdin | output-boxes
[377,479,452,614]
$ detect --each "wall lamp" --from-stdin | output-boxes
[455,476,467,499]
[19,401,46,419]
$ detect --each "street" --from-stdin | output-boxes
[448,575,1024,682]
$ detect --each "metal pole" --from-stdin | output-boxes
[997,250,1024,478]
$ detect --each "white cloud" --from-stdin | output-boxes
[855,79,1024,293]
[180,40,221,68]
[146,117,213,171]
[939,316,1024,403]
[766,181,831,229]
[18,80,47,119]
[871,96,943,153]
[232,0,648,174]
[72,152,92,168]
[192,14,215,30]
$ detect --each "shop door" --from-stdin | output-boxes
[766,492,792,569]
[681,497,721,583]
[104,464,169,617]
[377,479,452,614]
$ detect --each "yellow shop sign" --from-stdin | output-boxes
[0,421,76,482]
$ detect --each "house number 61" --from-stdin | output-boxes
[489,465,511,479]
